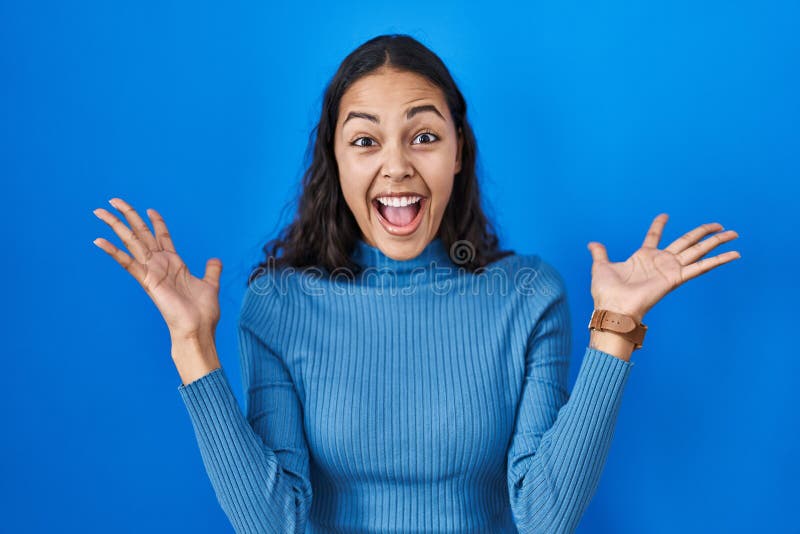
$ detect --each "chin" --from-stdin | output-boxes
[373,234,427,260]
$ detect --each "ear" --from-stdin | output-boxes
[455,127,464,175]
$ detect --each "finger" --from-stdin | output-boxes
[93,207,153,263]
[92,237,148,284]
[203,258,223,289]
[146,208,178,254]
[587,242,609,264]
[676,230,739,266]
[664,221,724,255]
[679,250,742,283]
[108,197,161,252]
[641,213,669,249]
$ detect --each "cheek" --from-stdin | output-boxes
[338,174,371,218]
[421,159,455,206]
[431,181,454,217]
[337,150,373,185]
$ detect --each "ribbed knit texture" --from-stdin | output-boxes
[177,236,634,533]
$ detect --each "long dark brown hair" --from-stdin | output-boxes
[248,33,514,285]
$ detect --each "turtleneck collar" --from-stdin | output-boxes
[351,236,454,274]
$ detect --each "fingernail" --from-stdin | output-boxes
[108,198,117,208]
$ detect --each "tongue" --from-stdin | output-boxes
[382,204,417,227]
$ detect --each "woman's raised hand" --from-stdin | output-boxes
[587,213,741,323]
[92,197,223,342]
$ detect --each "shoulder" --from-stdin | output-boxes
[239,267,292,333]
[239,264,327,326]
[503,253,573,347]
[483,251,568,303]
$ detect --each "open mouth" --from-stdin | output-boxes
[371,196,427,236]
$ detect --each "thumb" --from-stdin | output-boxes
[587,242,609,264]
[203,257,223,288]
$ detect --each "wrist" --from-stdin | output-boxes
[171,332,221,386]
[593,302,645,325]
[589,329,635,361]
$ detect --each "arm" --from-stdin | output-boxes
[507,262,634,533]
[93,198,312,531]
[177,315,312,533]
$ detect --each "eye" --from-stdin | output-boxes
[350,130,440,149]
[351,137,377,148]
[413,130,439,145]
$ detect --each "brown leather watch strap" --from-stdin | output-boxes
[588,309,648,350]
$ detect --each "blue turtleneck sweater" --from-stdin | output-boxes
[177,237,634,533]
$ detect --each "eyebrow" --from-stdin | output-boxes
[342,104,445,126]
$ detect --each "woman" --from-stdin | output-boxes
[92,34,740,533]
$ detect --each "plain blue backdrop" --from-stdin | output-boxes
[3,1,797,532]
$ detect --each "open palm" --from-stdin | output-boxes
[587,213,741,324]
[92,197,222,339]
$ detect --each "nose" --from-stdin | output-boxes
[381,142,414,181]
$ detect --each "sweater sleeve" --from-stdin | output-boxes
[507,260,634,533]
[176,311,312,533]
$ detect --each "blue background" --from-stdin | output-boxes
[3,1,797,532]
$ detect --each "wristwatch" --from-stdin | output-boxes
[588,309,648,350]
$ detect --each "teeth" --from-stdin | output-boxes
[376,195,422,207]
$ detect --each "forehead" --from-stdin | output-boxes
[339,69,445,115]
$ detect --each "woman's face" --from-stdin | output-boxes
[334,67,463,261]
